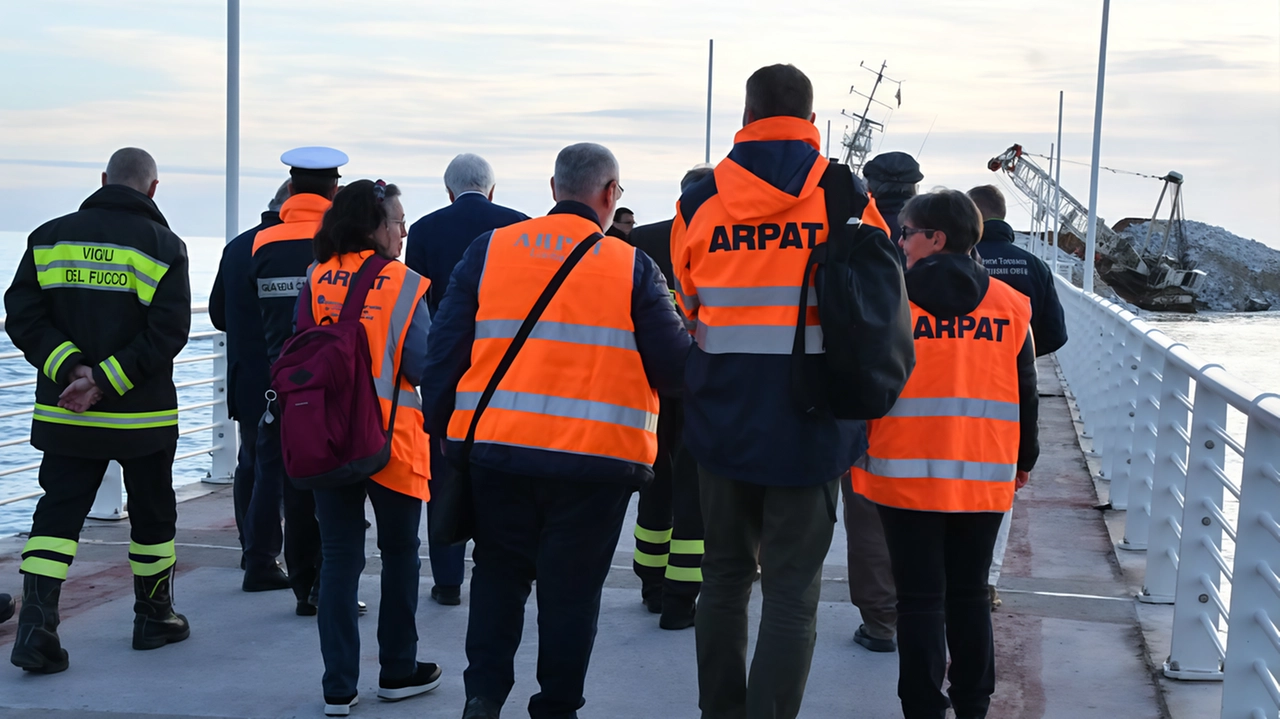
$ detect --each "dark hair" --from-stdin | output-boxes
[312,179,399,262]
[613,207,634,221]
[900,189,984,254]
[290,170,339,199]
[745,64,813,121]
[966,185,1006,221]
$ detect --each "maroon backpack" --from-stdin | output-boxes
[270,254,402,489]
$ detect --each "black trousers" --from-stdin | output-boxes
[232,417,258,558]
[632,399,703,606]
[250,414,321,601]
[877,506,1004,719]
[24,445,177,580]
[464,465,632,719]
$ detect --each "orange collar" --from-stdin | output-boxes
[279,193,331,224]
[733,116,821,149]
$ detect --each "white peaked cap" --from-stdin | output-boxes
[280,146,349,173]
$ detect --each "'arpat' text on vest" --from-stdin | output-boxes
[913,314,1011,342]
[707,222,824,252]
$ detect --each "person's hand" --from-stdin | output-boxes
[1015,470,1030,490]
[58,365,103,413]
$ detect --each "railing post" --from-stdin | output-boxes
[1108,314,1141,509]
[1165,380,1227,680]
[1121,334,1164,550]
[1141,356,1192,603]
[204,332,236,484]
[1221,394,1280,718]
[87,460,127,520]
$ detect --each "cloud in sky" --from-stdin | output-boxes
[0,0,1277,251]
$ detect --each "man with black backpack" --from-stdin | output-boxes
[671,64,911,718]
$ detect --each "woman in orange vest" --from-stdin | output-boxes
[297,180,440,716]
[850,189,1039,719]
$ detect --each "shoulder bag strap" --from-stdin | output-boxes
[461,231,605,463]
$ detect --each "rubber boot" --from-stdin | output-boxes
[10,573,69,673]
[132,565,190,650]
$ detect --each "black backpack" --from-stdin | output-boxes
[791,160,915,420]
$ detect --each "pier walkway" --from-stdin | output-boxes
[0,359,1176,718]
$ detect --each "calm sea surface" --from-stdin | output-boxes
[0,230,1277,534]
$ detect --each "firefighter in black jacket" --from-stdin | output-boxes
[4,148,192,673]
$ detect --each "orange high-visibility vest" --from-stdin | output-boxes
[308,251,431,500]
[671,116,890,355]
[446,213,660,469]
[851,278,1031,513]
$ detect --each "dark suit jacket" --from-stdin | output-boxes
[210,211,279,422]
[404,193,528,314]
[627,219,676,290]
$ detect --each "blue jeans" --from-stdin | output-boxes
[313,479,423,698]
[427,440,466,588]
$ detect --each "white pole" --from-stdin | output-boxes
[1046,143,1055,259]
[1053,90,1064,277]
[705,39,713,164]
[226,0,240,245]
[1083,0,1110,294]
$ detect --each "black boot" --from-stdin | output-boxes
[10,573,69,673]
[132,566,190,650]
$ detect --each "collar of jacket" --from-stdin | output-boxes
[279,193,332,224]
[547,200,601,227]
[80,185,170,229]
[906,252,991,317]
[733,116,821,148]
[981,218,1016,244]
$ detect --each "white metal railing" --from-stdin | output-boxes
[0,305,236,517]
[1053,274,1280,719]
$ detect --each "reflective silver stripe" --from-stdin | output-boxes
[376,273,424,405]
[35,261,161,290]
[475,320,637,351]
[374,376,422,410]
[673,276,700,312]
[33,242,169,271]
[456,390,657,433]
[44,342,78,380]
[441,436,648,464]
[33,405,178,428]
[695,322,823,355]
[698,285,816,308]
[257,276,307,298]
[858,455,1016,482]
[887,397,1020,422]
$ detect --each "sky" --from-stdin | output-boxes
[1,0,1278,249]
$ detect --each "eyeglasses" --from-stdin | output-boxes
[900,226,937,239]
[605,179,624,197]
[387,218,407,231]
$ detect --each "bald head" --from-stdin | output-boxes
[103,148,158,197]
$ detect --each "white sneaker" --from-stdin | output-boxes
[324,694,358,716]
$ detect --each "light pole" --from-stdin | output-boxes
[1083,0,1110,294]
[226,0,239,245]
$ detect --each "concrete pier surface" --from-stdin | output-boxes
[0,359,1180,718]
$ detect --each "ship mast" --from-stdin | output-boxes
[839,60,902,174]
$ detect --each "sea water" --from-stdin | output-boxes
[0,231,1277,533]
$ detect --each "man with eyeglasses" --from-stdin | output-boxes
[420,143,690,719]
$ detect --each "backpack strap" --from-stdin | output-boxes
[460,231,605,465]
[340,254,393,323]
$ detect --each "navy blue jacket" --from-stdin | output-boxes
[676,126,873,487]
[210,211,278,423]
[975,219,1068,356]
[404,193,528,315]
[419,201,691,487]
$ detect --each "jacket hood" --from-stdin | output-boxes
[863,151,922,203]
[715,117,824,221]
[905,252,990,317]
[80,185,169,229]
[981,218,1016,244]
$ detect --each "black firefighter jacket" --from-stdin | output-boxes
[4,185,191,459]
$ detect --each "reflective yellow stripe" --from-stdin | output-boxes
[42,341,78,381]
[23,536,78,557]
[633,548,669,568]
[129,540,175,557]
[33,403,178,429]
[20,556,69,580]
[670,539,705,555]
[634,525,673,545]
[33,242,170,306]
[101,356,134,393]
[130,554,176,577]
[664,565,703,583]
